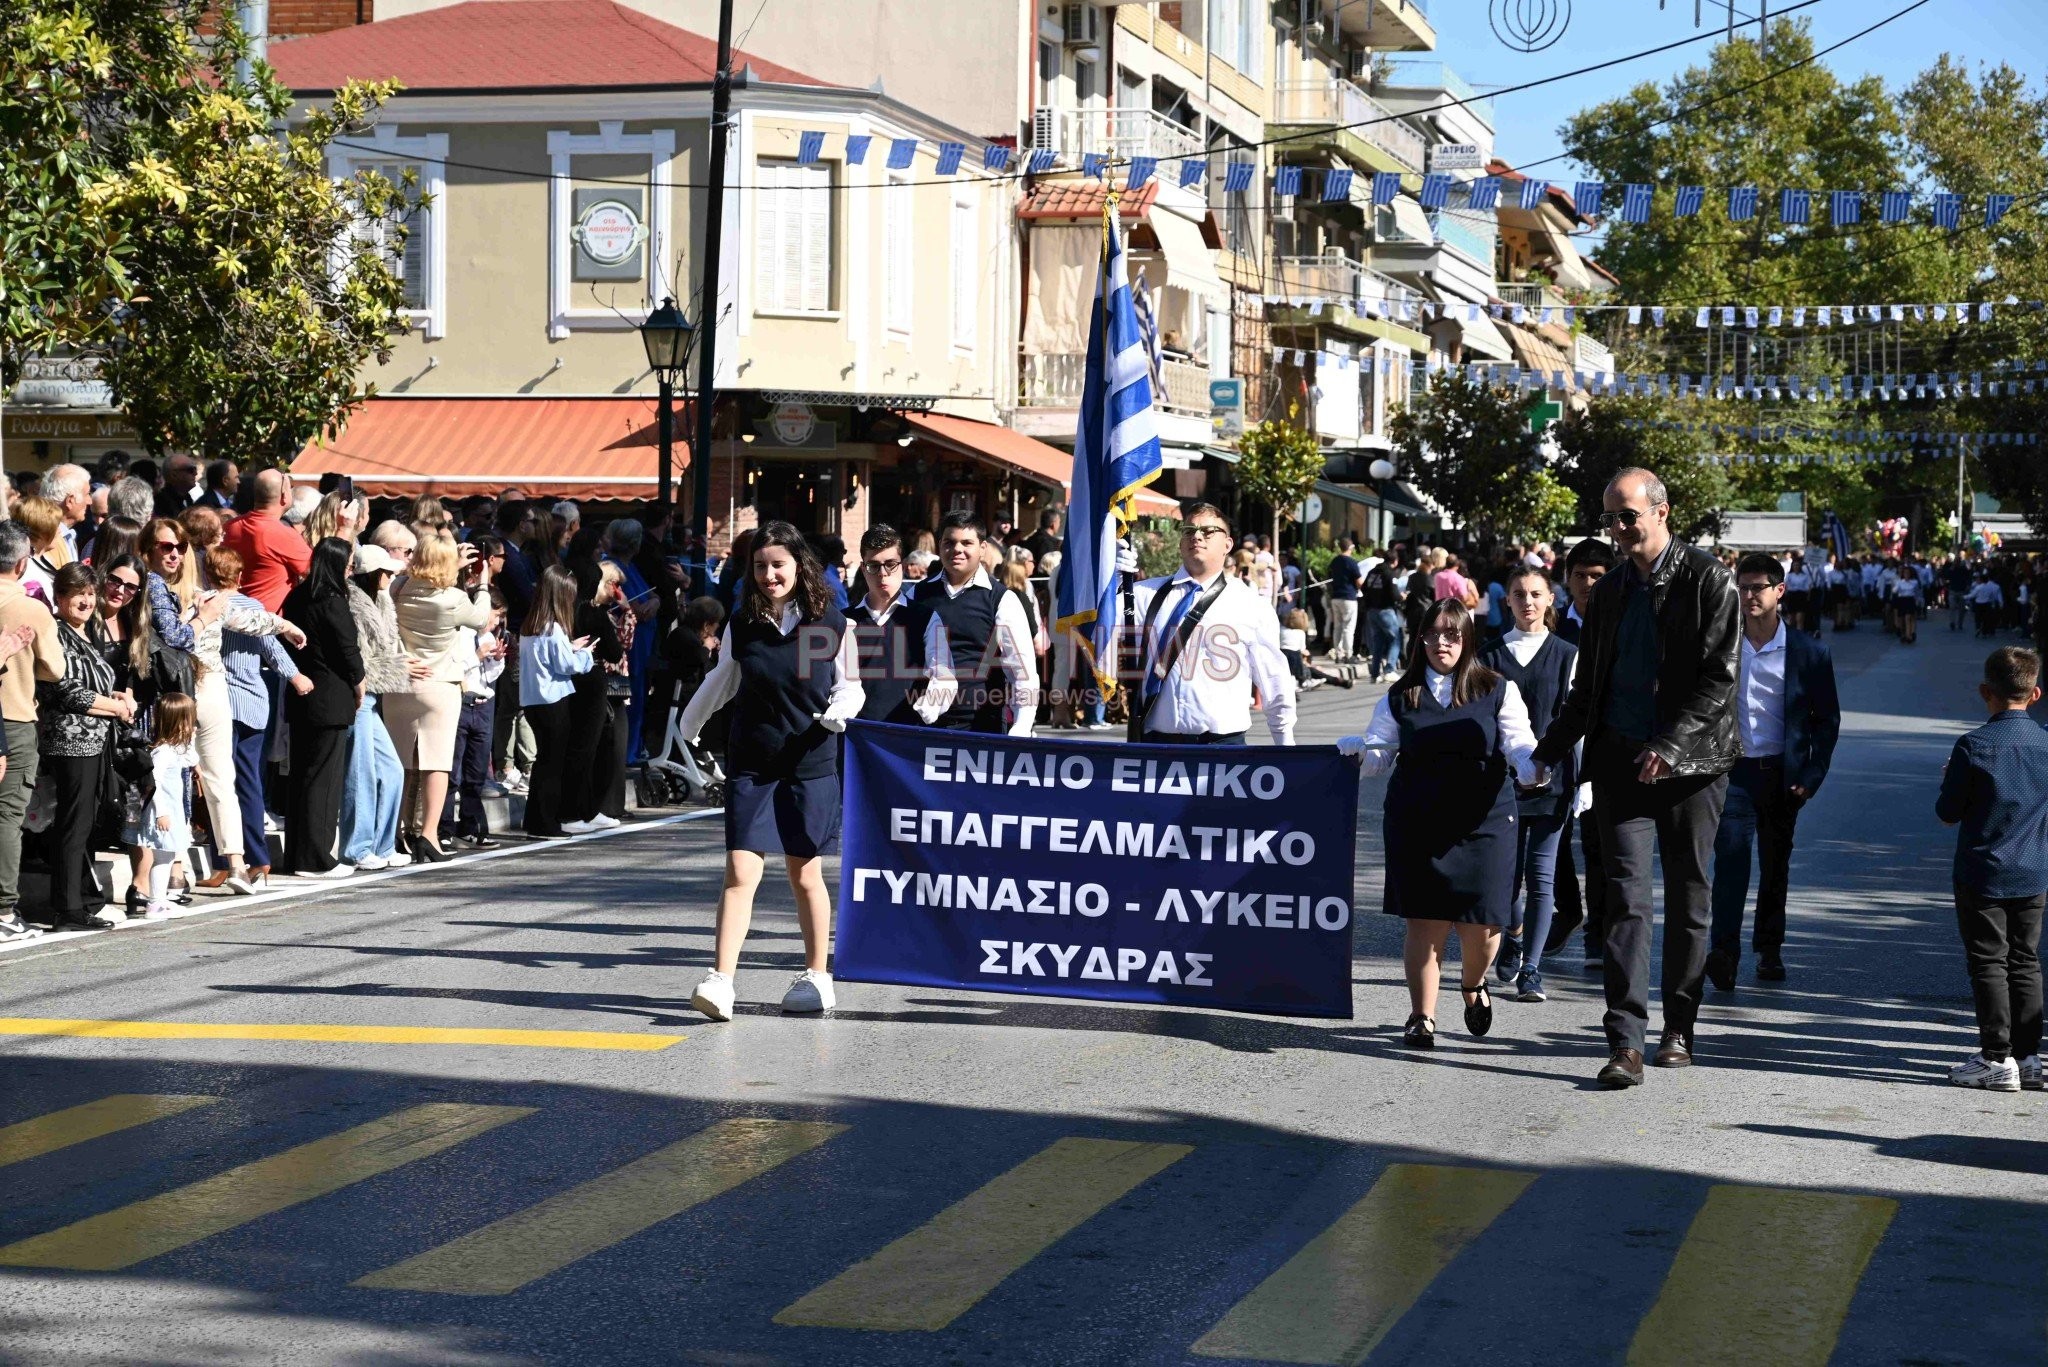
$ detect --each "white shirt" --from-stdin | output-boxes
[1737,620,1789,757]
[1347,667,1541,783]
[1131,570,1296,745]
[920,569,1040,738]
[679,604,865,744]
[1785,569,1811,592]
[1970,580,2005,608]
[1500,626,1589,812]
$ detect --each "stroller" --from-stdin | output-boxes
[635,674,727,807]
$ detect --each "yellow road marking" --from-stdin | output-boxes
[355,1117,846,1295]
[1628,1184,1897,1367]
[0,1018,682,1051]
[775,1136,1192,1331]
[0,1094,220,1168]
[1192,1163,1536,1364]
[0,1103,533,1271]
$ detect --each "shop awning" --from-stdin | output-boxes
[1388,195,1435,245]
[289,396,673,502]
[906,413,1180,518]
[1141,208,1229,305]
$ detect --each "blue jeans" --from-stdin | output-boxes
[340,694,403,864]
[1366,608,1404,677]
[231,721,271,867]
[1513,807,1568,973]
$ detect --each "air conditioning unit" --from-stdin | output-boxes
[1346,48,1371,80]
[1062,3,1100,45]
[1305,18,1326,46]
[1030,107,1059,154]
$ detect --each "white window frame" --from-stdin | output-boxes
[948,190,978,355]
[753,157,838,319]
[883,170,914,340]
[546,121,677,338]
[326,128,448,340]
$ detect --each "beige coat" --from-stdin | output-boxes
[392,581,491,684]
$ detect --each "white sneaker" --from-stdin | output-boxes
[560,819,600,835]
[2020,1055,2044,1091]
[0,914,43,942]
[142,900,177,919]
[1300,676,1324,691]
[355,855,389,872]
[383,850,412,868]
[1950,1052,2021,1092]
[501,766,524,790]
[781,969,835,1014]
[690,971,736,1022]
[590,814,621,830]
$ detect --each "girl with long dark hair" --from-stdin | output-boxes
[1340,597,1545,1048]
[518,563,594,838]
[279,538,365,877]
[676,522,862,1022]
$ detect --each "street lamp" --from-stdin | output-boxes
[638,295,693,514]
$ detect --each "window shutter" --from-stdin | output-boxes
[755,162,785,311]
[950,199,976,349]
[885,177,912,333]
[799,163,832,311]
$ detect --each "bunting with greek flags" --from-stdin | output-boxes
[1056,201,1164,697]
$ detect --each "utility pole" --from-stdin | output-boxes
[690,0,736,570]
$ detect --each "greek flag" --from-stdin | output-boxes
[1823,510,1851,563]
[1055,208,1164,696]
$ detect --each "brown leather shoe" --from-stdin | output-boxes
[193,869,233,891]
[1653,1032,1694,1068]
[1597,1048,1645,1088]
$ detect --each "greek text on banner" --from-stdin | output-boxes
[835,721,1358,1019]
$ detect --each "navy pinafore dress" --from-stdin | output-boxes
[1381,677,1517,926]
[724,607,847,857]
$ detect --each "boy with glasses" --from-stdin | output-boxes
[846,526,943,726]
[1128,503,1294,746]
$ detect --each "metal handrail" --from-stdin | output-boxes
[1270,80,1426,170]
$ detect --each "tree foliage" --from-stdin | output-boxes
[1553,399,1732,541]
[1389,371,1547,545]
[1233,410,1326,542]
[2,0,409,460]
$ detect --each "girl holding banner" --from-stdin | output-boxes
[1340,598,1546,1048]
[677,522,864,1022]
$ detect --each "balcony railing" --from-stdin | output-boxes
[1020,351,1213,417]
[1432,209,1496,267]
[1274,255,1422,314]
[1496,280,1567,310]
[1376,59,1495,127]
[1270,80,1426,171]
[1029,106,1203,165]
[1574,333,1615,374]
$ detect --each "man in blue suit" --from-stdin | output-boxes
[1708,552,1842,987]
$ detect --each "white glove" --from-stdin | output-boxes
[1116,539,1138,575]
[817,715,847,734]
[1573,781,1594,817]
[1336,735,1370,758]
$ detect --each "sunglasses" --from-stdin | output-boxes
[1422,629,1464,644]
[1594,509,1654,530]
[104,579,139,595]
[1181,526,1230,542]
[153,540,185,554]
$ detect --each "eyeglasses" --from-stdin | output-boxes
[1594,509,1653,530]
[1737,582,1780,596]
[1422,629,1464,644]
[862,558,903,575]
[1181,526,1230,542]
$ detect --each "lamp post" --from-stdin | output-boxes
[638,295,693,516]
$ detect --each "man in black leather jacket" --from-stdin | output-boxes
[1533,468,1740,1088]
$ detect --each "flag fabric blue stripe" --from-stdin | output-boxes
[983,145,1013,171]
[887,138,918,170]
[1467,176,1501,210]
[1179,159,1206,188]
[935,142,965,175]
[1374,171,1403,205]
[1675,185,1705,216]
[845,135,872,166]
[1056,209,1165,694]
[797,131,825,165]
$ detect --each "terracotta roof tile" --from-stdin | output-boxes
[269,0,823,93]
[1018,180,1161,221]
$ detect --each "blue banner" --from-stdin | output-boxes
[836,722,1358,1018]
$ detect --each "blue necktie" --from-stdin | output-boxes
[1145,580,1200,703]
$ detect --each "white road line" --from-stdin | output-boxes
[0,809,725,966]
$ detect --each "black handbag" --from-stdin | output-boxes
[151,645,196,699]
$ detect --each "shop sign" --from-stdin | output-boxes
[8,355,112,409]
[4,413,135,440]
[770,402,817,445]
[1432,143,1485,171]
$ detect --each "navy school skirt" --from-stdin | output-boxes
[725,772,841,858]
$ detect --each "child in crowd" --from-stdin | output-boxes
[1935,646,2048,1092]
[442,592,505,849]
[128,692,199,919]
[1892,567,1921,644]
[1279,609,1313,689]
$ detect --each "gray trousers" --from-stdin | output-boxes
[0,720,42,915]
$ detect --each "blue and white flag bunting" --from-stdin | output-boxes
[844,134,871,166]
[1179,159,1205,189]
[983,144,1013,172]
[1323,167,1353,202]
[1224,160,1255,192]
[1126,156,1157,190]
[935,141,964,175]
[796,130,825,166]
[1056,205,1163,698]
[887,138,917,170]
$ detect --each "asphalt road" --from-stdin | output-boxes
[0,614,2040,1367]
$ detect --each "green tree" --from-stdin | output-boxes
[3,1,408,459]
[1388,371,1544,545]
[1233,410,1325,549]
[1554,399,1731,540]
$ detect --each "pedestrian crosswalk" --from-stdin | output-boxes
[0,1089,2015,1362]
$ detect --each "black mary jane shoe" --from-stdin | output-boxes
[412,840,454,864]
[1401,1014,1436,1049]
[1463,982,1494,1038]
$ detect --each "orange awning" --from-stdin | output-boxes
[289,396,678,502]
[906,413,1180,518]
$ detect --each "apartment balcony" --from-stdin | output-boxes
[1268,254,1429,351]
[1326,0,1436,53]
[1574,332,1616,376]
[1016,350,1217,451]
[1269,79,1426,174]
[1029,106,1203,166]
[1496,280,1569,311]
[1431,209,1496,268]
[1376,59,1495,130]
